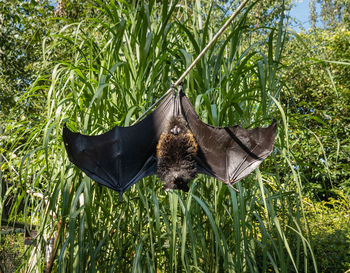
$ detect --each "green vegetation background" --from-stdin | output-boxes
[0,0,349,272]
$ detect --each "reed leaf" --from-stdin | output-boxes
[2,1,318,272]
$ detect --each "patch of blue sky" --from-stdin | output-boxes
[289,0,322,31]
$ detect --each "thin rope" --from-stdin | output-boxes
[134,0,250,124]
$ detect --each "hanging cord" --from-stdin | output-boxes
[133,0,249,124]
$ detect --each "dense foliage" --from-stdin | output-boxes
[0,0,52,114]
[310,0,350,29]
[283,28,350,199]
[1,0,349,272]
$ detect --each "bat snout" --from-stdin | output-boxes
[163,181,177,191]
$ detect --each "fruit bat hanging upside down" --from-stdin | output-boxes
[63,85,277,194]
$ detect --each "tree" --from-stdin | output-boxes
[310,0,350,29]
[0,0,54,115]
[0,0,100,116]
[2,1,320,272]
[283,28,350,199]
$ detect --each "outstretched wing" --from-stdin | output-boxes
[63,92,175,193]
[179,90,277,185]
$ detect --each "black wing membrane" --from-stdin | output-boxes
[63,89,276,193]
[63,93,175,193]
[179,90,277,185]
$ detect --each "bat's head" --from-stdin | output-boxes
[162,167,194,192]
[163,178,189,192]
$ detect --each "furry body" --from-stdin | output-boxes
[156,116,198,191]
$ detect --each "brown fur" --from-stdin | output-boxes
[156,116,198,192]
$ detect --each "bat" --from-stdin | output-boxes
[63,85,277,194]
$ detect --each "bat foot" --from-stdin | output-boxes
[170,125,181,135]
[177,81,184,93]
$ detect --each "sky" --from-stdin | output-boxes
[289,0,321,31]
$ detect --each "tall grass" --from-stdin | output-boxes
[1,1,317,272]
